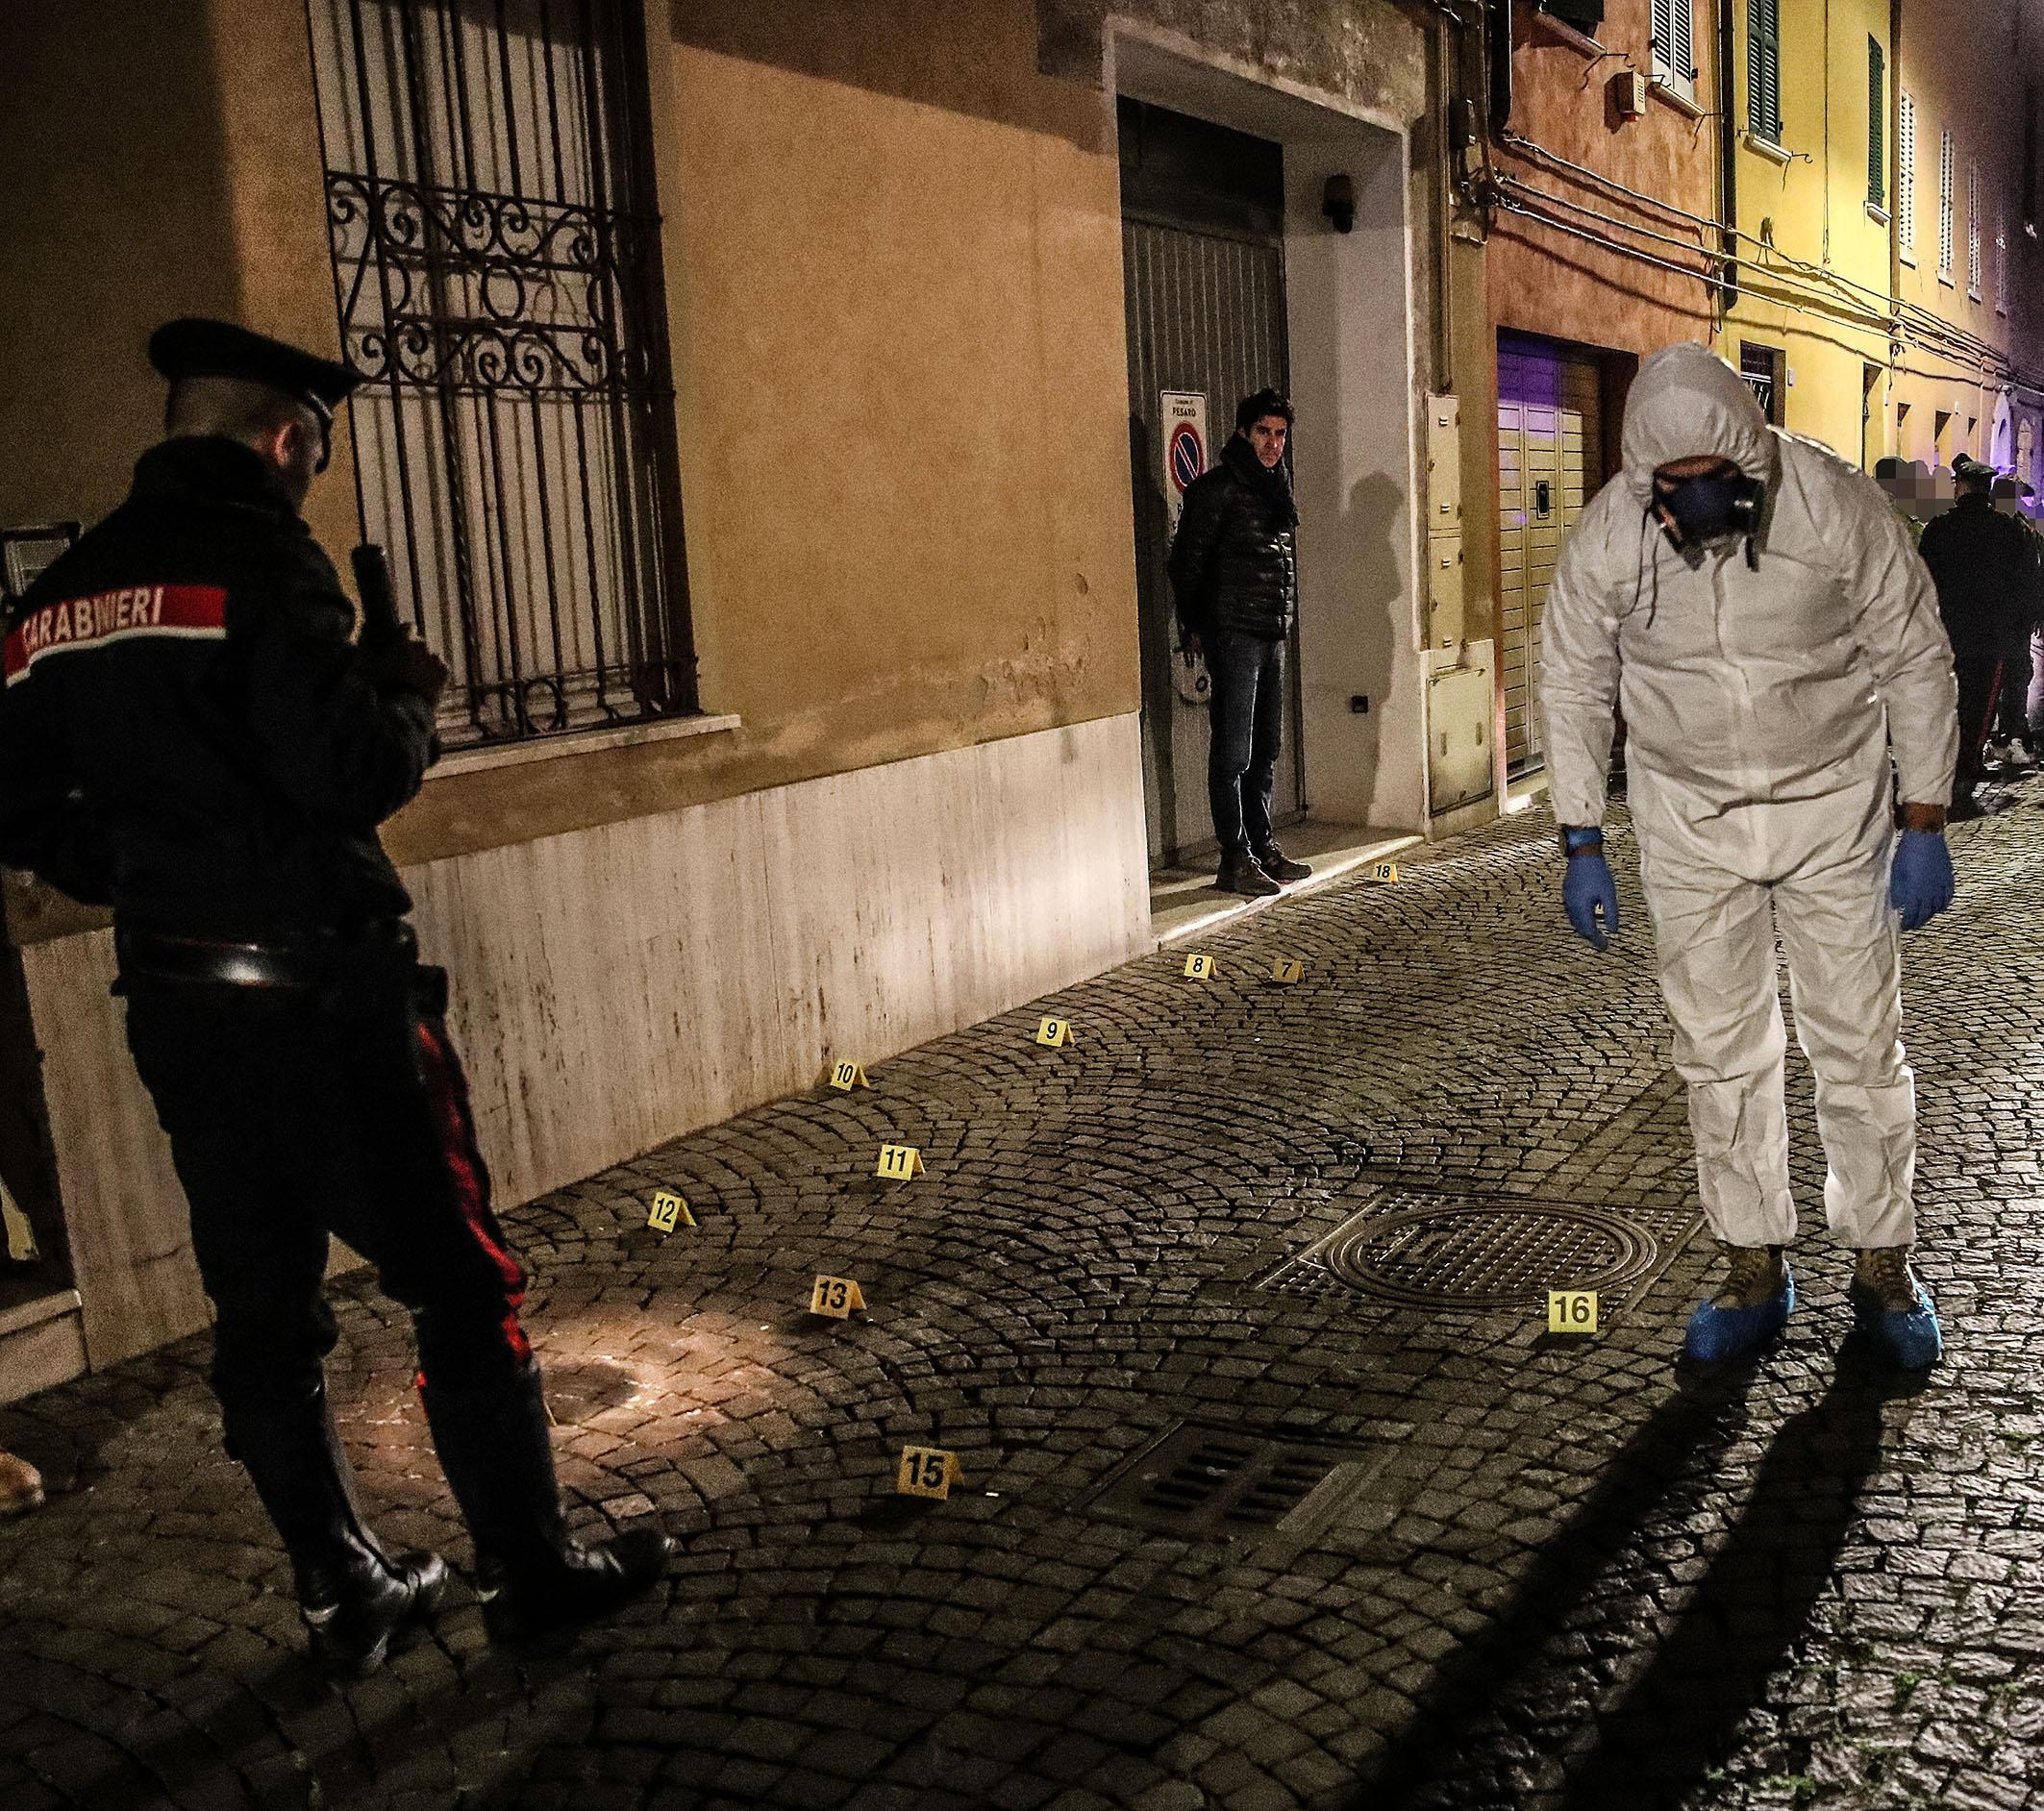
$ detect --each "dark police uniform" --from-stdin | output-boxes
[0,320,665,1671]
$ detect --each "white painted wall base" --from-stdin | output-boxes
[0,1290,85,1405]
[19,713,1151,1370]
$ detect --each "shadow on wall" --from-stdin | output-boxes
[667,0,1108,153]
[1323,468,1407,813]
[1342,1348,1899,1810]
[1128,411,1186,852]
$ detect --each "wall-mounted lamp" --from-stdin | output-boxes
[1321,172,1356,234]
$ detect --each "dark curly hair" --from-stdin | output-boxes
[1234,387,1294,433]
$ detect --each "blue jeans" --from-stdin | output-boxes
[1206,627,1285,855]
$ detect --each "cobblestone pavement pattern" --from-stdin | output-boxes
[4,793,2043,1811]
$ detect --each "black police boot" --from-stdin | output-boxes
[225,1383,448,1677]
[420,1359,672,1643]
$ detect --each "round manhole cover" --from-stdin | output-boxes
[1322,1202,1658,1309]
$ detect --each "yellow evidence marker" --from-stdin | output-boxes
[827,1059,871,1092]
[1268,958,1305,986]
[1367,861,1399,884]
[876,1143,926,1181]
[1183,953,1216,980]
[1547,1290,1599,1334]
[647,1190,694,1233]
[1035,1017,1074,1048]
[896,1446,964,1500]
[809,1276,867,1319]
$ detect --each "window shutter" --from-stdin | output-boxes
[1748,0,1765,136]
[1940,131,1956,279]
[1749,0,1782,142]
[1970,159,1982,294]
[1899,91,1916,251]
[1653,0,1693,92]
[1867,39,1885,209]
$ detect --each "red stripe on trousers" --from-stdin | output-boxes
[413,1017,532,1366]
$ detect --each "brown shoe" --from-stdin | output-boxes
[1217,851,1281,897]
[0,1450,45,1516]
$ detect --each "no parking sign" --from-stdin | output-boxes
[1161,391,1208,533]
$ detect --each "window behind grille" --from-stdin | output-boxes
[306,0,695,746]
[1739,342,1784,428]
[1747,0,1782,144]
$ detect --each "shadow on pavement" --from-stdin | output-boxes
[1553,1345,1898,1810]
[1343,1348,1902,1811]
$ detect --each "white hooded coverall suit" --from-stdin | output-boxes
[1539,346,1958,1251]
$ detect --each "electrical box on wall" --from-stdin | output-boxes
[1427,395,1462,529]
[1426,395,1464,649]
[1429,540,1466,649]
[1611,70,1648,118]
[1429,664,1494,815]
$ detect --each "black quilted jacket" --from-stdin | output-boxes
[1167,436,1298,640]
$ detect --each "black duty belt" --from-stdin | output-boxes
[115,922,415,991]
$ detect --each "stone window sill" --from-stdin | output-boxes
[1533,14,1610,59]
[427,711,741,781]
[1867,202,1890,228]
[1651,78,1704,119]
[1744,133,1793,166]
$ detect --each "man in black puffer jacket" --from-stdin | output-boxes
[1168,387,1311,895]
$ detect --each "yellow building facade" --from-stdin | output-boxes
[1713,0,1897,469]
[1888,1,2044,485]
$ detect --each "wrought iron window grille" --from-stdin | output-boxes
[308,0,695,747]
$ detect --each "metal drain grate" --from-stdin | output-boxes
[1256,1187,1687,1313]
[1085,1423,1350,1539]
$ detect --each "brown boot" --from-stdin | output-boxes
[1711,1243,1787,1309]
[0,1450,45,1515]
[1681,1244,1793,1364]
[1850,1246,1943,1368]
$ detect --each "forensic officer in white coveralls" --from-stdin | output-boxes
[1540,343,1957,1368]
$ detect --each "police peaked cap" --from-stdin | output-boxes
[147,318,365,430]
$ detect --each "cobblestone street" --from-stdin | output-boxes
[5,794,2043,1811]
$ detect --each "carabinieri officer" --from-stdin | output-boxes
[0,319,670,1674]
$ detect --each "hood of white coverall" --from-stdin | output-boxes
[1619,341,1778,506]
[1538,341,1958,881]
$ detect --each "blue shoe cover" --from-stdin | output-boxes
[1682,1267,1794,1363]
[1850,1278,1943,1369]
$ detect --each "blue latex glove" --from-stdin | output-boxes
[1889,830,1955,930]
[1563,853,1620,951]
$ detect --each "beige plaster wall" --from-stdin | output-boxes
[0,0,361,566]
[0,0,1141,887]
[654,0,1139,795]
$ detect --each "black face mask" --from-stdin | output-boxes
[1656,468,1765,547]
